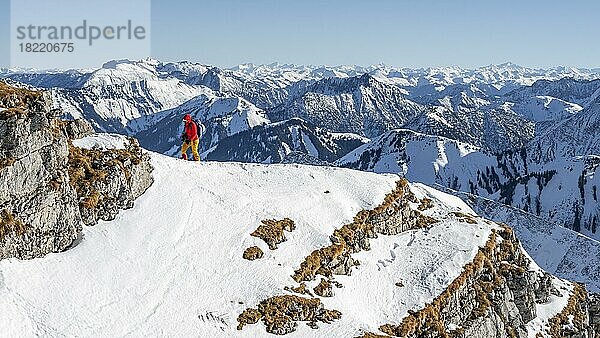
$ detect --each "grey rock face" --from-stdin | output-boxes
[0,88,154,260]
[533,272,555,304]
[72,137,154,227]
[370,198,421,236]
[0,98,81,259]
[590,294,600,336]
[62,118,95,140]
[505,270,537,323]
[445,234,535,338]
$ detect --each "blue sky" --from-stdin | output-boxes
[2,0,600,69]
[6,0,150,69]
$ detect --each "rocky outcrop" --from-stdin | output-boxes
[0,82,154,260]
[546,284,592,338]
[0,91,81,259]
[374,226,536,338]
[370,224,600,338]
[68,135,154,226]
[237,295,341,335]
[250,218,296,250]
[590,294,600,335]
[62,118,95,140]
[292,179,435,282]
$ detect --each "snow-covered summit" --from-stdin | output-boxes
[0,150,588,337]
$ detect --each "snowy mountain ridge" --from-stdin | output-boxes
[337,128,600,241]
[1,83,599,337]
[1,133,596,337]
[3,58,600,243]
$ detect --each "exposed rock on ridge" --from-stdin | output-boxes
[0,83,154,259]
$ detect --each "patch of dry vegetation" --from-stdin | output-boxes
[452,211,478,224]
[292,179,436,283]
[313,278,334,297]
[251,218,296,250]
[67,138,144,210]
[548,283,589,337]
[284,283,313,296]
[0,157,16,172]
[48,178,63,191]
[292,243,347,282]
[0,209,27,240]
[237,308,262,329]
[237,295,341,334]
[374,224,526,337]
[68,143,108,210]
[0,82,44,118]
[417,197,433,211]
[242,246,264,260]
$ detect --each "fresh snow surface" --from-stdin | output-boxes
[511,96,583,122]
[0,153,527,337]
[71,134,130,150]
[520,247,575,338]
[526,277,574,338]
[337,129,495,186]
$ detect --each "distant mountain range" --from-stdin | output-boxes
[2,58,600,241]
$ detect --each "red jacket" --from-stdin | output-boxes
[183,120,198,141]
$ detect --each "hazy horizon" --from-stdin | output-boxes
[3,57,600,72]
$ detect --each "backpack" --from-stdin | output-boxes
[194,119,206,139]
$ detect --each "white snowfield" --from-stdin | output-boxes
[515,248,575,338]
[0,148,573,337]
[71,133,130,150]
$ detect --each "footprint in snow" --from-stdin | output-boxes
[198,311,229,332]
[406,233,417,247]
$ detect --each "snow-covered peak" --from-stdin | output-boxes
[336,128,491,178]
[510,95,583,122]
[89,59,160,87]
[178,93,270,133]
[0,149,551,336]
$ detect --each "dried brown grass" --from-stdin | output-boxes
[0,82,43,118]
[251,218,296,250]
[0,209,27,240]
[237,295,341,333]
[0,157,16,172]
[293,179,435,283]
[548,283,588,337]
[242,246,264,260]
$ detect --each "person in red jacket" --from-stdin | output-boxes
[181,114,200,161]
